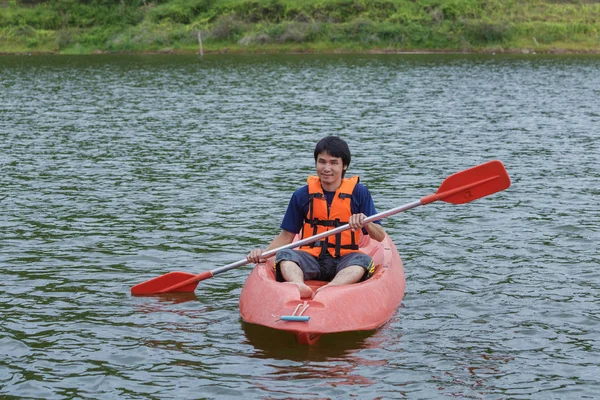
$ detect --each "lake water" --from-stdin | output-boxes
[1,54,599,399]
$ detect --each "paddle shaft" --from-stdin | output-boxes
[158,173,500,293]
[213,199,421,275]
[155,200,421,293]
[221,172,506,269]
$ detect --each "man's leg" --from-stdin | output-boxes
[316,252,374,293]
[327,265,366,286]
[274,249,321,298]
[279,260,314,298]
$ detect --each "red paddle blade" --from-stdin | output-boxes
[131,271,199,295]
[421,160,511,205]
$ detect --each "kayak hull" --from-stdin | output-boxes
[239,234,406,344]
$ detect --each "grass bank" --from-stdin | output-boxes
[1,0,599,55]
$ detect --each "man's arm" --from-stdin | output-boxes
[353,184,386,242]
[246,229,296,263]
[266,229,297,251]
[349,213,386,242]
[363,219,386,242]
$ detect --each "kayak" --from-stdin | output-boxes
[239,234,406,345]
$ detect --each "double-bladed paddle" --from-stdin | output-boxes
[131,160,510,295]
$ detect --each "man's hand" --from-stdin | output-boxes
[349,213,386,242]
[349,213,367,231]
[246,248,265,264]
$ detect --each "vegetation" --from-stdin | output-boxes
[1,0,599,54]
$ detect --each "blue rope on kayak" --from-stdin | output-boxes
[278,302,310,322]
[281,315,310,322]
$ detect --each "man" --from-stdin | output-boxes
[246,136,385,298]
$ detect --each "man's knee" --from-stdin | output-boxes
[274,250,300,281]
[338,253,374,280]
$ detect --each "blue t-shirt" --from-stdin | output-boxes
[280,182,381,235]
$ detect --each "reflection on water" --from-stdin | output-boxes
[243,321,392,390]
[149,292,199,305]
[242,321,378,361]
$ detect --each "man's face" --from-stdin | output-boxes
[316,151,347,188]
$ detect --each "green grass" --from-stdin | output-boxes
[1,0,599,54]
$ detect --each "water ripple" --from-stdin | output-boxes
[1,54,599,399]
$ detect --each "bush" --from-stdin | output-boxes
[147,0,216,24]
[359,0,398,21]
[381,22,408,43]
[238,32,271,45]
[464,20,511,43]
[278,21,318,42]
[441,0,482,20]
[210,14,245,41]
[232,0,286,23]
[148,3,194,24]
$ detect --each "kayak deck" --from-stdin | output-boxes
[239,234,406,344]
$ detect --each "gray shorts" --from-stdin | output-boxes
[274,249,375,282]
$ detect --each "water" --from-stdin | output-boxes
[1,54,599,399]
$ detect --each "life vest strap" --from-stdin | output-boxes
[304,217,345,228]
[309,240,359,250]
[307,193,323,229]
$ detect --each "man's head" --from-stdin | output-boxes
[314,136,351,175]
[314,136,351,185]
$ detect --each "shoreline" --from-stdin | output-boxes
[3,47,600,56]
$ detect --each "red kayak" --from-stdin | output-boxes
[239,234,406,345]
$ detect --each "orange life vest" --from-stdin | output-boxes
[299,175,362,258]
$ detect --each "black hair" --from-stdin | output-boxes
[313,136,351,176]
